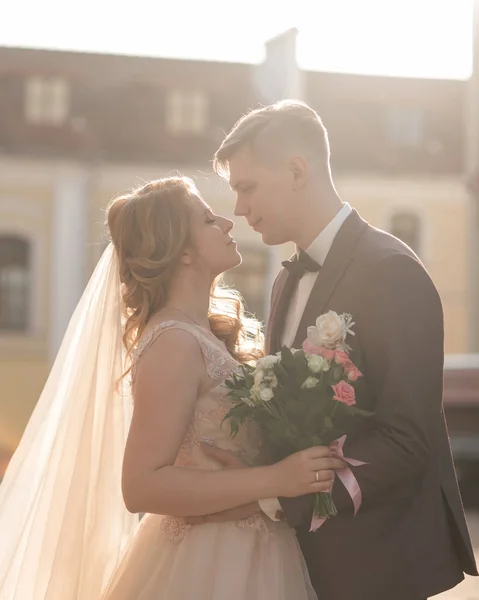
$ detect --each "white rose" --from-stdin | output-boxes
[275,348,299,356]
[264,374,278,388]
[307,310,346,349]
[254,369,264,385]
[259,387,275,402]
[257,355,280,370]
[302,376,319,389]
[307,354,330,374]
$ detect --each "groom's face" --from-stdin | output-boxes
[228,147,295,246]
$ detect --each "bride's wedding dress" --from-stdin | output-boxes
[101,320,317,600]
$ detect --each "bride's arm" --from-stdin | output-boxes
[121,329,335,517]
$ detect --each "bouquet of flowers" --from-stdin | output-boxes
[223,310,373,530]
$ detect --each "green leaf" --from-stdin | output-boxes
[324,416,334,429]
[280,346,296,372]
[273,387,294,405]
[343,405,375,418]
[273,363,291,387]
[331,367,344,383]
[293,349,307,367]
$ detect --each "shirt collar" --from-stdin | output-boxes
[305,203,352,266]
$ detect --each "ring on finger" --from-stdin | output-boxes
[315,471,319,483]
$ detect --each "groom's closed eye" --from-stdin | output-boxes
[232,180,256,193]
[238,184,256,194]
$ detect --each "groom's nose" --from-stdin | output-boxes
[234,196,249,217]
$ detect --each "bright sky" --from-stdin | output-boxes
[0,0,475,79]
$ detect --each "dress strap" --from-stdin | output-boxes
[132,320,237,382]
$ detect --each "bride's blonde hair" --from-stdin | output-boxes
[106,176,263,374]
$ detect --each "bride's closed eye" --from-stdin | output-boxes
[205,212,217,224]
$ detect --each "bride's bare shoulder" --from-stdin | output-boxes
[136,323,202,370]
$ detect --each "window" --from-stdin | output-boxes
[389,212,422,255]
[222,247,269,321]
[385,107,424,147]
[0,236,30,332]
[166,90,208,134]
[24,76,70,125]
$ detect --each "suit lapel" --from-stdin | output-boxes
[266,267,290,353]
[292,210,369,349]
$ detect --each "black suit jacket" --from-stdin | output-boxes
[266,210,477,600]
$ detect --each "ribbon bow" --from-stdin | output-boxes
[310,435,367,532]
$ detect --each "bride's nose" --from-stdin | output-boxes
[222,218,234,233]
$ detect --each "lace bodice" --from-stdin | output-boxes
[132,320,261,470]
[132,320,267,541]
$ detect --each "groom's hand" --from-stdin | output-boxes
[184,444,256,524]
[185,501,260,525]
[199,442,247,468]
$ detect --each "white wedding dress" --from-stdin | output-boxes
[101,320,317,600]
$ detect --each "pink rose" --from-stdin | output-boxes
[345,364,362,382]
[333,351,362,382]
[302,339,322,355]
[302,339,342,363]
[332,381,356,406]
[319,347,336,362]
[302,339,335,360]
[334,351,350,365]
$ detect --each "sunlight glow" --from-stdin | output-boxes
[0,0,474,79]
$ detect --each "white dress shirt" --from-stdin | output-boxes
[259,202,352,521]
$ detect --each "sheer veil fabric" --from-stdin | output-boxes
[0,244,138,599]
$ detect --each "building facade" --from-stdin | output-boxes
[0,46,471,463]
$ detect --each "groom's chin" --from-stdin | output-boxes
[260,231,287,246]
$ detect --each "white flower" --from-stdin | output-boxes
[307,354,330,374]
[264,374,278,389]
[257,355,280,370]
[302,376,319,389]
[254,369,264,385]
[259,387,275,402]
[275,348,299,357]
[306,310,355,350]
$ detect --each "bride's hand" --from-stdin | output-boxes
[200,441,345,500]
[271,447,346,498]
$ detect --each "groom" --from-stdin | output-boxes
[199,100,477,599]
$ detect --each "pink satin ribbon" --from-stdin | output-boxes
[310,435,367,532]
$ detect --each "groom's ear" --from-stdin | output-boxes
[289,156,308,190]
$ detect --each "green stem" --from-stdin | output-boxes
[313,492,338,520]
[329,403,339,421]
[272,398,301,440]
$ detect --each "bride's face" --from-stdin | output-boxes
[186,195,242,278]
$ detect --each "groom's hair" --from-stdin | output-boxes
[213,100,331,178]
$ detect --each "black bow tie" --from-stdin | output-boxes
[282,250,321,279]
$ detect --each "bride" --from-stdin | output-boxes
[0,176,341,600]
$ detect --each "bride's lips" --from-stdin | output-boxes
[251,218,262,231]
